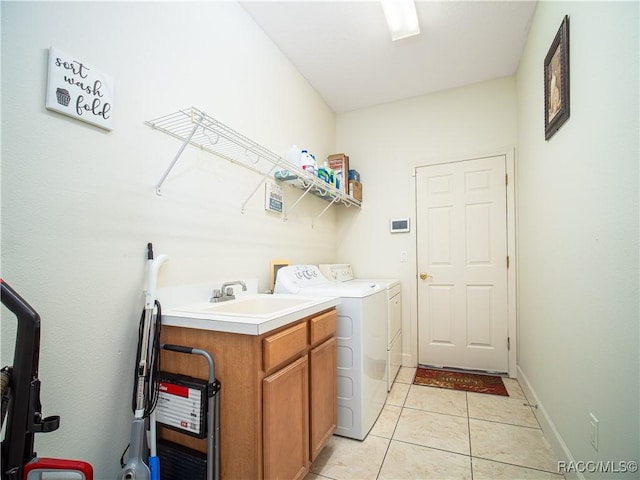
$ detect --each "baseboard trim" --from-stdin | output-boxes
[517,365,584,480]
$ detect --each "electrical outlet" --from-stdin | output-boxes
[589,413,599,451]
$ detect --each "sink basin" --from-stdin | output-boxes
[172,295,316,318]
[163,292,340,335]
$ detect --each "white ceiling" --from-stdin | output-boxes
[240,1,538,113]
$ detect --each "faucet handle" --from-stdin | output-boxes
[225,287,234,297]
[212,288,222,298]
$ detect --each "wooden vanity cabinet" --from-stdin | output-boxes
[159,308,337,480]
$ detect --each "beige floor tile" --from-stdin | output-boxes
[303,473,329,480]
[405,384,468,417]
[468,392,539,427]
[386,381,410,406]
[310,434,389,480]
[395,366,416,384]
[472,458,565,479]
[379,440,472,480]
[503,377,527,399]
[394,408,470,455]
[470,419,559,473]
[370,404,402,439]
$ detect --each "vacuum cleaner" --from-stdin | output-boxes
[119,243,168,480]
[0,278,94,480]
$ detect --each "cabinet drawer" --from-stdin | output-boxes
[309,310,337,346]
[264,321,308,372]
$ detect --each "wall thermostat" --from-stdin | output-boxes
[390,218,410,233]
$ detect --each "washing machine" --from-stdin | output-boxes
[274,265,388,441]
[319,264,402,391]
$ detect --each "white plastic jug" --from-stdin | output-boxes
[285,145,301,167]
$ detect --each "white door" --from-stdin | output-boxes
[416,155,509,373]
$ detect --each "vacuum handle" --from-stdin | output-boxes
[0,279,40,327]
[161,344,193,354]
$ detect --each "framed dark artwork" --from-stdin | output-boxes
[544,15,570,140]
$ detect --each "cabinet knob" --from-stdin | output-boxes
[419,272,432,280]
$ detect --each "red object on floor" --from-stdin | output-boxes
[23,458,94,480]
[413,367,509,396]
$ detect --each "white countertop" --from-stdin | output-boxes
[162,294,340,335]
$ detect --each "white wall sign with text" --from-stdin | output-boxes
[265,181,284,213]
[45,46,114,131]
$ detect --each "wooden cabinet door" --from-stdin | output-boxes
[263,355,309,480]
[309,336,337,461]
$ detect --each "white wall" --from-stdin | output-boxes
[1,2,340,477]
[335,77,517,367]
[516,1,639,476]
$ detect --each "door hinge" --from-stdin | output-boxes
[507,256,510,268]
[507,337,510,350]
[505,173,508,186]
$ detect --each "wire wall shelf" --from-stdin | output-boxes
[145,107,361,223]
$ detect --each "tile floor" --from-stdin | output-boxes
[306,367,564,480]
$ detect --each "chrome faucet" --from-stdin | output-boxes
[210,280,247,303]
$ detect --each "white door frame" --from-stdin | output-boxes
[406,147,517,377]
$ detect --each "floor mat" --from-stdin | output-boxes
[413,366,509,396]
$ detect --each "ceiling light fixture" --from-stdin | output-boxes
[381,0,420,41]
